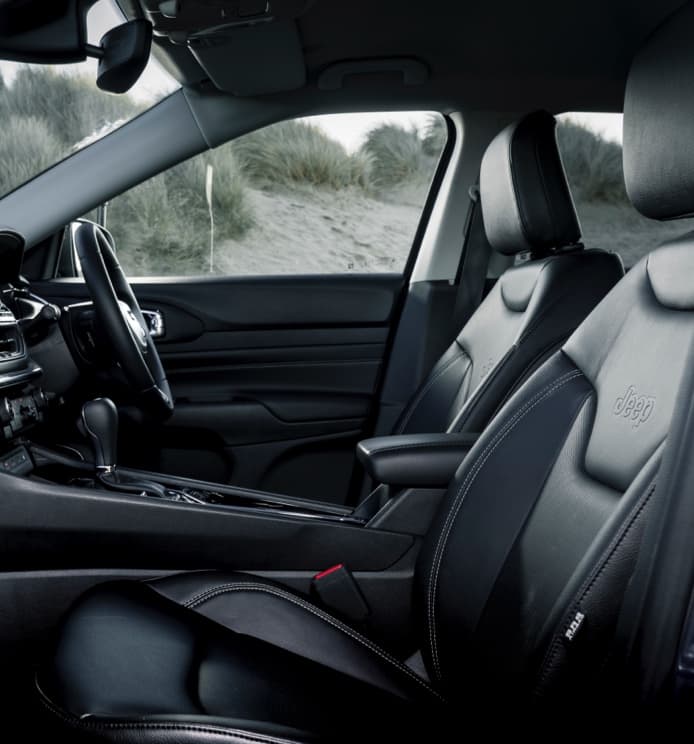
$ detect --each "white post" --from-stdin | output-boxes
[205,164,214,273]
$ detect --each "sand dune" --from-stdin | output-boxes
[216,186,423,275]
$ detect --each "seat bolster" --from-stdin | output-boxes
[148,571,441,704]
[37,684,312,744]
[37,575,443,742]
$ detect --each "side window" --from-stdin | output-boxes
[556,113,694,267]
[102,112,447,277]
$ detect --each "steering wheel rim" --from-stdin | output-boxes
[73,221,174,421]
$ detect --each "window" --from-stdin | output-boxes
[0,0,178,198]
[556,113,694,267]
[101,112,447,277]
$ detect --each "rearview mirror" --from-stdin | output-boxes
[0,0,89,63]
[94,19,152,94]
[0,0,152,93]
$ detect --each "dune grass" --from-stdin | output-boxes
[556,120,627,204]
[107,144,254,276]
[0,115,64,195]
[0,67,140,152]
[233,119,371,191]
[360,123,424,188]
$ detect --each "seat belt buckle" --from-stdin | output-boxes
[311,563,370,623]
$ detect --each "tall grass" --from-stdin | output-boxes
[233,119,371,190]
[556,120,627,204]
[0,67,140,150]
[360,123,424,188]
[421,115,447,157]
[109,146,253,276]
[0,115,63,195]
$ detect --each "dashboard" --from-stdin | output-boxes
[0,295,47,446]
[0,231,76,469]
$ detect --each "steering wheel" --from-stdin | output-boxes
[73,221,174,421]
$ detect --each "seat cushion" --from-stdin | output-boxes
[37,572,443,743]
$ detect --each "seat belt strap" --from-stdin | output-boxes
[451,183,493,331]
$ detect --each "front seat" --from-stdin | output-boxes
[35,9,693,740]
[389,109,623,437]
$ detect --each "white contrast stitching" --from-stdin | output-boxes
[363,440,473,455]
[38,687,300,744]
[426,369,584,679]
[180,582,444,702]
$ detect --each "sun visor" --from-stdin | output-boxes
[188,19,305,95]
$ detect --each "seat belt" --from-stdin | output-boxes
[450,183,493,332]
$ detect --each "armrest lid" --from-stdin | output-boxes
[357,432,478,488]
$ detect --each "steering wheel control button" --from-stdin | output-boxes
[118,300,149,350]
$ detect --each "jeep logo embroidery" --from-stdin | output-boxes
[613,385,655,428]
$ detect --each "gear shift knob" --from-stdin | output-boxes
[81,398,118,472]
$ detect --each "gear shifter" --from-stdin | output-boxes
[81,397,118,473]
[81,398,167,498]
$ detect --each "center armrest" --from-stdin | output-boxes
[356,432,479,488]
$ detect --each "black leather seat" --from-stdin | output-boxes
[36,6,694,739]
[392,109,623,436]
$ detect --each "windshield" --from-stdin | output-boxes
[0,0,178,198]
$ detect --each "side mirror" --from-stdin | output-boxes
[93,19,152,94]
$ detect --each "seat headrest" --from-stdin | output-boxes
[624,2,694,220]
[479,110,581,256]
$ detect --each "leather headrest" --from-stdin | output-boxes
[624,2,694,220]
[480,110,581,256]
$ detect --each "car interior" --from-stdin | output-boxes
[1,0,694,738]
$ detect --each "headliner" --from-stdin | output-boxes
[121,0,686,114]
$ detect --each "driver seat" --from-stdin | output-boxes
[35,7,694,740]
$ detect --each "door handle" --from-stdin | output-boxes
[141,309,165,339]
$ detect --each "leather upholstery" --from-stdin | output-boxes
[480,110,581,256]
[646,233,694,310]
[391,111,623,438]
[40,29,694,736]
[565,248,694,491]
[40,573,442,743]
[39,234,690,737]
[624,2,694,220]
[356,432,478,488]
[395,248,623,435]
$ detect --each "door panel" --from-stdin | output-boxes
[34,274,403,503]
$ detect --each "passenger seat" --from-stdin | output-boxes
[391,110,624,436]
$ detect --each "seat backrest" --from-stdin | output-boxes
[414,3,694,707]
[393,111,623,436]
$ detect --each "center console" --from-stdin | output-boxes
[31,439,362,523]
[28,402,479,542]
